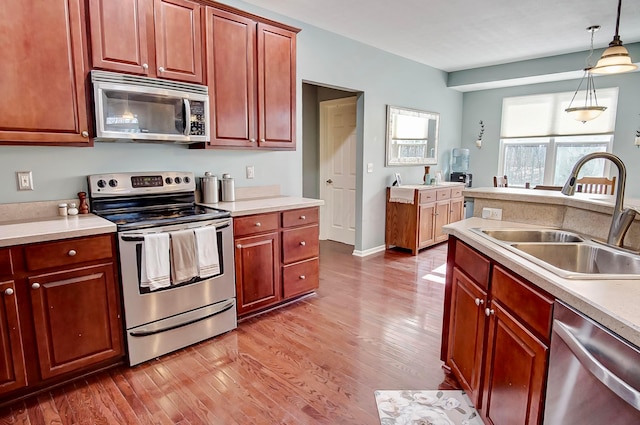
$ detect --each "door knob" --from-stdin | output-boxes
[326,179,333,184]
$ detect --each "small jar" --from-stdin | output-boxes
[68,203,79,216]
[58,203,68,216]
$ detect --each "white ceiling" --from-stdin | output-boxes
[239,0,640,72]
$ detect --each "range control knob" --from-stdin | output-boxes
[184,176,191,184]
[97,179,107,188]
[108,179,118,188]
[175,176,182,184]
[165,177,173,185]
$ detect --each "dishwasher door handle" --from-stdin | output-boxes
[554,319,640,411]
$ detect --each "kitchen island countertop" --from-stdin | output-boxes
[201,196,324,217]
[444,217,640,348]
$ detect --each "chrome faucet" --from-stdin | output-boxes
[561,152,636,247]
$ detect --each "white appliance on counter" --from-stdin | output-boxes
[88,171,236,366]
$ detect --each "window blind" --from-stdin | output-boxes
[501,87,618,138]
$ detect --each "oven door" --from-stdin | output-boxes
[117,217,235,330]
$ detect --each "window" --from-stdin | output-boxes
[499,88,618,187]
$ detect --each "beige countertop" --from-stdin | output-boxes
[444,217,640,348]
[201,196,324,217]
[0,214,116,248]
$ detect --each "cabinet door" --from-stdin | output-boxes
[0,281,27,396]
[257,23,296,149]
[89,0,152,75]
[205,7,257,147]
[418,203,436,248]
[154,0,203,83]
[234,232,281,316]
[434,200,450,243]
[449,197,464,224]
[0,0,90,145]
[447,268,487,408]
[481,301,548,425]
[29,264,123,380]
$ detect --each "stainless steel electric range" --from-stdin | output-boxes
[88,171,236,366]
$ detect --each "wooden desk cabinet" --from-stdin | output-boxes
[385,184,465,255]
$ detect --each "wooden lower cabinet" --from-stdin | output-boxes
[443,239,553,425]
[0,280,27,395]
[234,207,320,318]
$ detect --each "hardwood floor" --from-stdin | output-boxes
[0,241,458,424]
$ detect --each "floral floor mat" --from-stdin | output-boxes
[374,390,483,425]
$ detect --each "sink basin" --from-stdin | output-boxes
[479,228,584,243]
[511,242,640,277]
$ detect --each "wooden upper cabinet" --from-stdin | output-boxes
[89,0,203,83]
[0,0,90,146]
[204,7,298,150]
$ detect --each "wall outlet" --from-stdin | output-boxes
[16,171,34,191]
[246,165,255,179]
[482,207,502,220]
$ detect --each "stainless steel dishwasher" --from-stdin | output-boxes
[544,300,640,424]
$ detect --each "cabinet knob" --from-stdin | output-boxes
[81,131,89,138]
[249,138,256,143]
[474,298,484,306]
[236,244,241,249]
[68,249,77,257]
[4,288,14,296]
[32,283,41,290]
[300,241,306,246]
[142,63,149,69]
[255,222,261,227]
[299,275,306,280]
[158,66,165,73]
[260,138,265,143]
[485,308,495,317]
[300,215,306,220]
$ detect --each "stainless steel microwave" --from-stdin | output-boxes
[91,71,209,144]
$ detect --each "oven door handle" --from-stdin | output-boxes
[554,319,640,411]
[129,300,234,337]
[120,221,230,242]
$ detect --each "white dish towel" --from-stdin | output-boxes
[194,226,220,278]
[389,187,415,204]
[170,229,198,285]
[140,233,171,291]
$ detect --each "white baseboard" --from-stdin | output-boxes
[352,245,386,257]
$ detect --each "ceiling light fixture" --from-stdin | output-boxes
[565,26,607,123]
[590,0,638,75]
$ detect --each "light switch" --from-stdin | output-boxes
[367,163,374,173]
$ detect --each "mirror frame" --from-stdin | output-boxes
[385,105,439,166]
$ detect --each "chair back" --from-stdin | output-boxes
[576,176,616,195]
[493,175,508,187]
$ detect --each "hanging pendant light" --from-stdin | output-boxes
[565,26,607,123]
[590,0,638,75]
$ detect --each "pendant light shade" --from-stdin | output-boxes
[590,0,637,75]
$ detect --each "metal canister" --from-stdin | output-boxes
[200,172,219,204]
[221,173,235,202]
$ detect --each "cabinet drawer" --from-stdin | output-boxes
[454,240,490,290]
[24,235,113,271]
[436,188,451,201]
[283,257,319,298]
[282,207,319,228]
[491,265,553,340]
[451,187,463,198]
[282,225,319,264]
[234,213,279,237]
[419,190,436,204]
[0,248,13,277]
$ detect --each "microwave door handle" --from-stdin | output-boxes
[183,99,191,136]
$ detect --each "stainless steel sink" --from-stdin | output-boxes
[511,242,640,277]
[479,228,584,243]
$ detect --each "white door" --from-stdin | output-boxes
[319,97,357,245]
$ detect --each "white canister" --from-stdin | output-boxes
[221,173,235,202]
[200,172,219,204]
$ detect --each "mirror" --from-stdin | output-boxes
[386,105,439,166]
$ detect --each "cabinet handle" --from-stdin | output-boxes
[260,138,265,143]
[249,138,256,143]
[158,66,165,73]
[299,275,306,280]
[474,298,484,306]
[236,244,241,249]
[255,222,261,227]
[485,308,495,316]
[4,288,14,296]
[32,283,41,290]
[81,131,89,138]
[300,215,306,220]
[68,249,77,257]
[300,241,306,246]
[142,63,149,69]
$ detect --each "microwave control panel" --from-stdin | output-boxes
[190,101,206,136]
